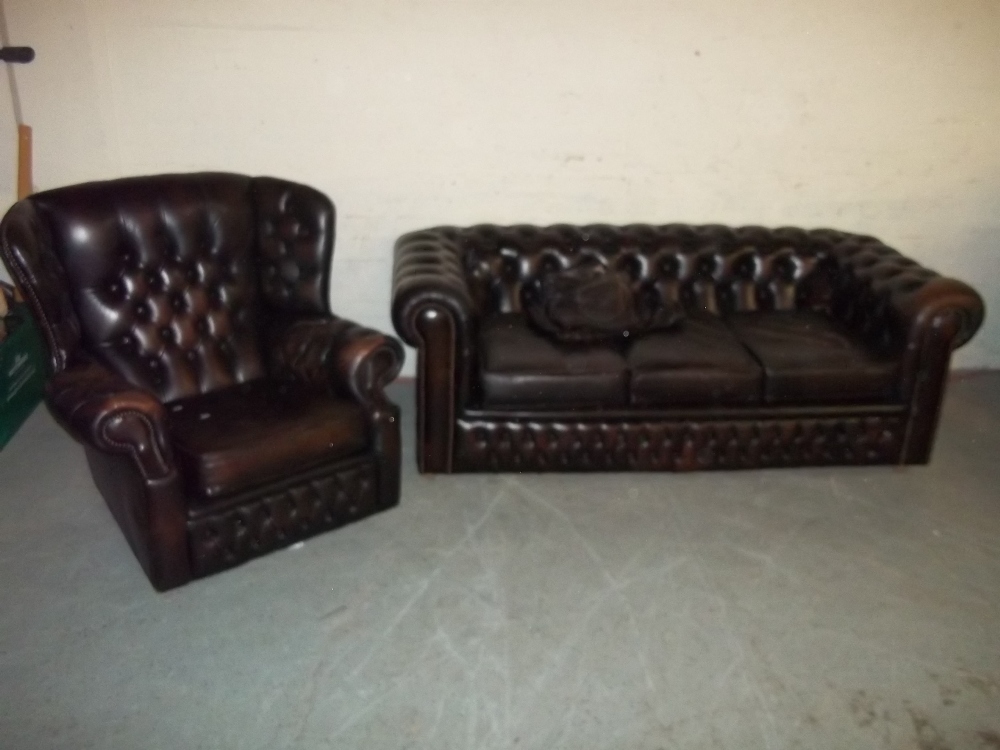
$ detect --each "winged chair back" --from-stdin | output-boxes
[1,173,333,402]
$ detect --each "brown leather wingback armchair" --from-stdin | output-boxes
[1,173,404,590]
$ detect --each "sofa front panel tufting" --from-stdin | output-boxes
[455,416,906,472]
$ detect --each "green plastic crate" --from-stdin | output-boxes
[0,303,48,449]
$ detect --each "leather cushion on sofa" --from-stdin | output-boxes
[628,314,764,407]
[479,314,628,408]
[523,265,684,343]
[727,312,900,404]
[167,380,370,502]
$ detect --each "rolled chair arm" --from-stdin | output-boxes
[391,229,476,346]
[45,360,174,481]
[268,316,404,410]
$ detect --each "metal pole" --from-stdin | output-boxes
[0,0,23,126]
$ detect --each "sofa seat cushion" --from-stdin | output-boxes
[166,380,369,503]
[627,314,764,407]
[727,312,900,404]
[479,314,628,408]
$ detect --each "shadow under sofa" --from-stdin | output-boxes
[392,223,984,473]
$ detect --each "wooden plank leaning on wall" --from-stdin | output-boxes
[1,0,35,301]
[16,122,29,200]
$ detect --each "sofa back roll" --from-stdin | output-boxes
[458,223,859,320]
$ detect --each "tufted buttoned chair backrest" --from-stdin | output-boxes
[252,176,334,316]
[0,173,335,402]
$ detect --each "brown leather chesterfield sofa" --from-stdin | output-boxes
[1,173,404,590]
[392,224,984,473]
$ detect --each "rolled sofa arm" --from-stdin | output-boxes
[885,276,984,351]
[391,228,476,346]
[829,239,985,354]
[46,360,174,481]
[825,237,985,463]
[268,315,404,410]
[391,229,479,473]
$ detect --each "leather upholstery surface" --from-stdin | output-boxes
[28,174,264,402]
[267,315,404,408]
[456,414,906,472]
[728,312,900,404]
[450,223,838,317]
[252,177,334,315]
[479,314,628,407]
[188,458,379,578]
[522,264,683,343]
[0,173,405,589]
[628,315,763,406]
[167,380,369,502]
[392,222,985,473]
[0,200,82,370]
[46,358,174,481]
[399,223,983,348]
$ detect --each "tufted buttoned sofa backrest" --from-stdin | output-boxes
[460,224,836,315]
[0,173,334,402]
[436,222,944,350]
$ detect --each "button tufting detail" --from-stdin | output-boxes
[456,416,905,471]
[395,223,977,348]
[187,460,380,577]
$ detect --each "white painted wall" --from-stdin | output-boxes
[0,38,16,285]
[3,0,999,371]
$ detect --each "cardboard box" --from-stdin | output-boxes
[0,303,48,449]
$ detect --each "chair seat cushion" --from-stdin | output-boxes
[727,312,900,404]
[479,314,628,408]
[627,314,764,407]
[166,380,369,502]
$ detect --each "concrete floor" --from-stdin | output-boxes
[1,375,999,750]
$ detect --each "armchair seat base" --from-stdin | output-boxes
[187,455,384,578]
[167,380,369,503]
